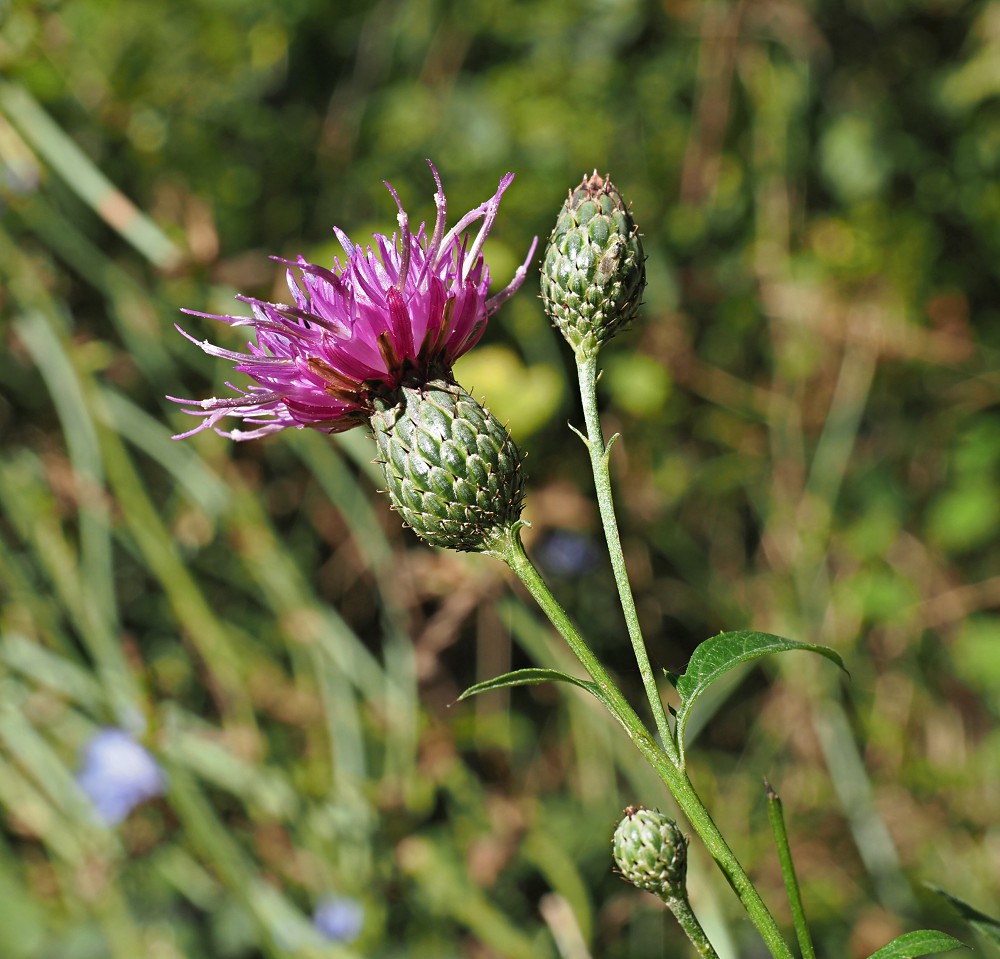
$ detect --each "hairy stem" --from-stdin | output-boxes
[665,895,721,959]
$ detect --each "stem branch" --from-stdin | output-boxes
[497,528,794,959]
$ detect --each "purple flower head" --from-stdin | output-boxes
[313,895,364,944]
[77,728,165,825]
[171,163,537,441]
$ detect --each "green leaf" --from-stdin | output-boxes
[928,885,1000,948]
[865,929,967,958]
[457,668,599,701]
[670,631,847,755]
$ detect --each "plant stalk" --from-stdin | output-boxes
[497,528,794,959]
[665,895,721,959]
[575,351,674,751]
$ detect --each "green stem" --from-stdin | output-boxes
[665,895,720,959]
[495,527,794,959]
[766,780,817,959]
[575,350,673,750]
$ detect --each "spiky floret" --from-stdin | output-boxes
[370,379,524,552]
[613,806,688,900]
[170,162,537,441]
[539,171,645,357]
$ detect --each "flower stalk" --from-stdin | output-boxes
[576,350,674,751]
[613,807,719,958]
[667,896,720,959]
[496,529,793,959]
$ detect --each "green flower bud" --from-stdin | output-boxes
[540,171,646,357]
[370,378,525,553]
[613,806,688,900]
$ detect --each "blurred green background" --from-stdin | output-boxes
[1,0,999,956]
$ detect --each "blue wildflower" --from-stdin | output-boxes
[538,530,601,577]
[313,895,364,944]
[76,728,165,825]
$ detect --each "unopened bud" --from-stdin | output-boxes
[613,806,688,901]
[540,171,646,357]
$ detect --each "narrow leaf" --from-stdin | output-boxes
[458,668,599,701]
[672,631,847,753]
[865,929,967,958]
[928,885,1000,948]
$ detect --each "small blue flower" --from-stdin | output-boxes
[76,728,165,825]
[538,530,601,577]
[313,895,364,944]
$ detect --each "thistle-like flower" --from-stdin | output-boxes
[77,729,165,825]
[171,163,537,440]
[540,171,645,357]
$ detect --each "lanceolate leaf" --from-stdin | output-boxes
[865,929,967,958]
[928,885,1000,948]
[458,668,600,702]
[669,631,847,756]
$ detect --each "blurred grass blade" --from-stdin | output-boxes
[14,309,119,635]
[0,752,87,862]
[0,698,97,829]
[289,430,395,580]
[152,845,222,911]
[0,834,47,959]
[290,431,419,782]
[98,387,231,516]
[13,193,178,377]
[1,633,104,710]
[524,831,594,946]
[94,411,258,726]
[0,79,182,270]
[0,531,79,658]
[163,763,365,959]
[399,836,554,959]
[314,646,369,787]
[0,451,137,722]
[539,893,593,959]
[163,711,298,818]
[218,480,395,721]
[814,700,915,915]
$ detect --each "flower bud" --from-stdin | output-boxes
[370,379,525,552]
[613,806,688,900]
[540,171,646,357]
